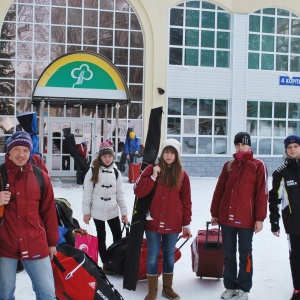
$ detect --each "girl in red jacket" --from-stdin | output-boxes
[134,138,192,300]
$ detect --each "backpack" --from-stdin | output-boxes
[55,197,80,246]
[0,163,44,197]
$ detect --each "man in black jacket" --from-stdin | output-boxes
[269,135,300,300]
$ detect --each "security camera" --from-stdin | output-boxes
[157,87,165,95]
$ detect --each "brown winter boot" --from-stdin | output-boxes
[144,274,158,300]
[162,273,180,300]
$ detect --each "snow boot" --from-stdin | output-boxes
[144,274,158,300]
[162,273,180,300]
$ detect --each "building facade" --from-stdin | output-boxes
[0,0,300,177]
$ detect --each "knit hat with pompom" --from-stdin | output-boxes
[98,140,114,158]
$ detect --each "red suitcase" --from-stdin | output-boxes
[128,162,141,183]
[138,236,189,280]
[191,221,224,278]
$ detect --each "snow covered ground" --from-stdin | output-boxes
[15,176,292,300]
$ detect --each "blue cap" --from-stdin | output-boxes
[284,135,300,149]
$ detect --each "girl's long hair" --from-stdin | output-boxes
[157,146,182,189]
[91,157,100,184]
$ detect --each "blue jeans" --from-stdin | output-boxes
[0,257,56,300]
[145,230,178,275]
[221,225,254,293]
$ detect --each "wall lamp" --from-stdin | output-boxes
[157,87,165,95]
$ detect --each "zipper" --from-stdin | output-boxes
[65,255,86,280]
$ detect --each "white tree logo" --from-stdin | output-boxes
[71,64,93,88]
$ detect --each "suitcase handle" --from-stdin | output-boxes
[205,221,221,250]
[174,235,191,254]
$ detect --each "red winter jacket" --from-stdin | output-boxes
[210,152,268,229]
[134,165,192,234]
[77,143,88,162]
[0,153,59,260]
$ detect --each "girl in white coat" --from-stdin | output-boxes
[82,140,129,274]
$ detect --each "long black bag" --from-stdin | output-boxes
[123,106,163,290]
[52,244,124,300]
[105,223,130,274]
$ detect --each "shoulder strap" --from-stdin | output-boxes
[32,165,45,199]
[227,160,234,174]
[114,167,119,180]
[0,163,7,191]
[91,166,119,188]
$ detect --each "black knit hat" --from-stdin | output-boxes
[284,135,300,149]
[234,132,251,146]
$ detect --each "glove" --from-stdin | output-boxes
[271,222,280,233]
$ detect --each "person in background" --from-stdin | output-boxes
[124,131,140,165]
[76,138,89,184]
[0,131,58,300]
[134,138,192,300]
[210,132,268,300]
[82,139,129,275]
[269,135,300,300]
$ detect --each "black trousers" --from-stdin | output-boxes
[289,234,300,290]
[93,216,122,264]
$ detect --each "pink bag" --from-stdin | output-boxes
[74,229,98,264]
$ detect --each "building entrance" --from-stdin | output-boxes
[46,118,96,176]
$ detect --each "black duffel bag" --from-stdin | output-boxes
[105,223,130,274]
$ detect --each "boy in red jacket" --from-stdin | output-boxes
[210,132,268,300]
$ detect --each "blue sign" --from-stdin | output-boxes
[279,76,300,86]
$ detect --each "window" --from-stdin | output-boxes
[0,0,144,110]
[248,8,300,71]
[246,100,300,155]
[167,97,229,154]
[169,1,231,67]
[0,0,144,152]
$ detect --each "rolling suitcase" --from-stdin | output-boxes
[128,162,141,183]
[191,221,224,278]
[138,235,189,280]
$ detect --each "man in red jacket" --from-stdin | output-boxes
[210,132,268,300]
[0,131,58,300]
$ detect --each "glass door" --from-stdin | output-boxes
[47,118,95,176]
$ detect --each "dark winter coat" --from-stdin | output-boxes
[269,157,300,235]
[134,164,192,234]
[124,137,140,155]
[210,152,268,229]
[0,153,59,260]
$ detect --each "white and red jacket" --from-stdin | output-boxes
[134,165,192,234]
[210,152,268,229]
